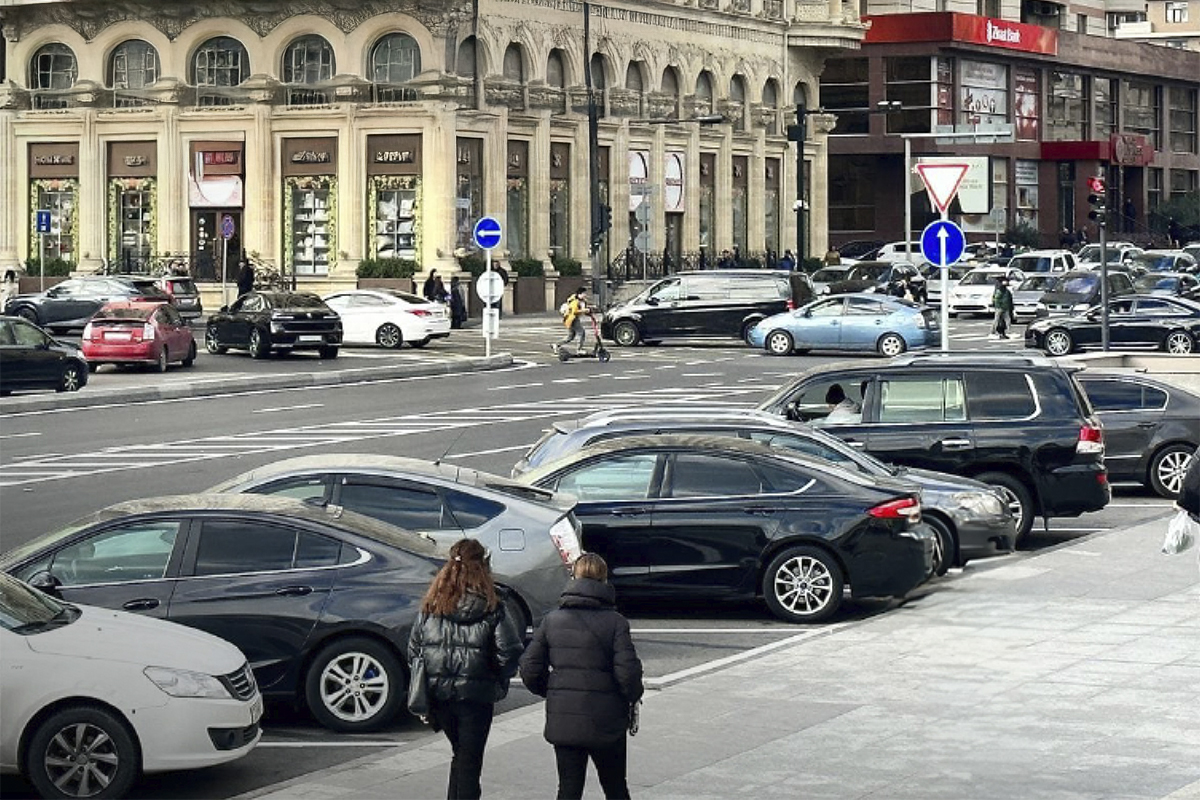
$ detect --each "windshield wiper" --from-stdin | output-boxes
[10,605,77,634]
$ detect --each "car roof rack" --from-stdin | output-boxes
[891,350,1059,368]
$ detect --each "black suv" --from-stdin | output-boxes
[756,352,1110,540]
[601,270,811,346]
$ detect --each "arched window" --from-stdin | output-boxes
[730,74,747,130]
[283,35,334,84]
[546,49,568,88]
[371,33,421,102]
[625,62,644,93]
[661,67,681,117]
[763,78,780,135]
[589,53,607,91]
[794,81,808,108]
[503,44,523,82]
[696,70,714,115]
[192,37,248,88]
[30,43,76,90]
[456,36,477,76]
[109,40,159,91]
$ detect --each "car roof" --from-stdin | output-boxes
[790,351,1065,375]
[667,270,787,279]
[98,300,169,309]
[1009,250,1073,257]
[574,406,794,430]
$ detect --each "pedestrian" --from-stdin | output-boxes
[1123,198,1136,235]
[909,271,928,304]
[519,553,644,800]
[717,249,734,269]
[1075,227,1088,248]
[407,539,524,800]
[661,246,672,275]
[1168,217,1182,249]
[1177,445,1200,523]
[235,256,254,297]
[779,250,796,271]
[990,277,1014,339]
[1,269,18,313]
[423,269,448,303]
[1059,227,1074,249]
[555,286,591,355]
[823,246,841,266]
[448,276,467,329]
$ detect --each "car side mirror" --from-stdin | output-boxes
[645,297,659,306]
[785,400,801,422]
[220,305,229,313]
[28,570,63,597]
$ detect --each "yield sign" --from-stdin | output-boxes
[915,162,970,214]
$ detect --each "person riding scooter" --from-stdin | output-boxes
[555,286,591,355]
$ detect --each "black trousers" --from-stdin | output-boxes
[440,700,495,800]
[553,737,630,800]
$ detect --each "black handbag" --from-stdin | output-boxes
[408,654,429,717]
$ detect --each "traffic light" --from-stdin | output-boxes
[1087,176,1107,228]
[591,203,612,248]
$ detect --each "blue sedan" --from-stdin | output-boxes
[748,293,939,356]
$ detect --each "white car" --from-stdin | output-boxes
[947,266,1027,317]
[1,574,261,798]
[873,241,924,263]
[1076,242,1142,268]
[1006,249,1078,275]
[322,289,451,349]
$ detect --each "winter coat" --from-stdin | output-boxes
[519,578,644,748]
[1178,445,1200,521]
[407,590,524,705]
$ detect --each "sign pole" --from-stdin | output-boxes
[221,237,229,308]
[939,209,950,352]
[484,246,492,359]
[39,234,45,293]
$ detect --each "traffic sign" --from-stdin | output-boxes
[220,214,236,240]
[473,216,502,250]
[1087,176,1105,194]
[35,210,51,234]
[920,220,966,267]
[915,162,970,214]
[475,271,504,304]
[634,231,652,251]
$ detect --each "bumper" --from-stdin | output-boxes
[949,301,993,314]
[174,300,203,318]
[746,327,767,348]
[272,331,342,348]
[134,693,262,773]
[82,342,160,364]
[1040,462,1111,517]
[845,525,932,600]
[953,514,1016,561]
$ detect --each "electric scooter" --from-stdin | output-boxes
[555,314,611,363]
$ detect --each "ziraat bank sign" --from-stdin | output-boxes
[864,13,1058,56]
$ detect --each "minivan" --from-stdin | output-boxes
[601,270,811,346]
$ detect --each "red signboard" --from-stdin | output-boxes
[864,13,1058,56]
[1110,133,1154,166]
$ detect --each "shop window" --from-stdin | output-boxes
[1166,1,1188,22]
[695,70,714,116]
[765,159,780,256]
[456,36,477,77]
[371,177,419,261]
[285,177,336,275]
[456,138,484,250]
[507,141,529,260]
[1015,159,1039,228]
[549,143,571,260]
[732,156,748,253]
[30,43,76,109]
[1168,86,1198,155]
[109,40,159,107]
[1125,83,1161,150]
[192,37,249,106]
[762,79,779,135]
[1094,77,1118,140]
[884,56,933,134]
[29,180,78,267]
[503,44,524,83]
[371,33,421,102]
[935,57,954,127]
[699,153,715,265]
[1047,72,1086,141]
[1148,167,1164,211]
[959,60,1008,128]
[109,179,155,271]
[729,75,747,132]
[1014,69,1040,141]
[283,35,334,106]
[819,58,868,135]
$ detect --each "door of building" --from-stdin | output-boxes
[191,210,242,284]
[665,213,683,272]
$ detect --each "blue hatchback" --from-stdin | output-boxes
[748,293,939,357]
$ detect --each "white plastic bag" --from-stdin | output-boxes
[1162,509,1199,555]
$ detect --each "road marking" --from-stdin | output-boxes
[488,382,544,391]
[258,742,405,748]
[629,627,802,634]
[445,444,531,459]
[252,403,325,414]
[0,432,41,440]
[646,623,850,688]
[1106,502,1174,508]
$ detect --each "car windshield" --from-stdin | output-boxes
[812,268,849,281]
[1008,256,1053,273]
[1018,275,1059,292]
[1134,255,1175,271]
[0,573,78,634]
[1078,246,1126,264]
[1134,275,1179,291]
[1059,274,1099,294]
[269,293,327,309]
[92,306,155,320]
[959,272,1000,286]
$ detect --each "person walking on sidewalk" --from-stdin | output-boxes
[555,286,591,355]
[990,277,1014,339]
[407,539,524,800]
[235,257,255,297]
[519,553,644,800]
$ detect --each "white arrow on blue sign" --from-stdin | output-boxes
[919,220,966,268]
[35,210,52,234]
[473,216,503,250]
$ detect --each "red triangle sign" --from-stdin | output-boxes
[915,163,970,213]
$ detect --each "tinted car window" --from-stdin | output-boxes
[667,454,762,498]
[685,276,727,301]
[194,520,296,576]
[646,279,680,303]
[1083,379,1167,411]
[295,532,342,568]
[94,306,153,321]
[846,297,886,315]
[1135,298,1181,315]
[46,521,182,586]
[555,454,658,501]
[744,431,865,472]
[965,373,1036,420]
[252,476,330,503]
[444,490,504,529]
[879,378,965,423]
[808,299,843,317]
[339,482,444,529]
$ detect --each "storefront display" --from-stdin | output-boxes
[283,138,338,275]
[765,158,780,257]
[732,155,748,254]
[456,137,483,250]
[959,59,1008,127]
[506,140,529,260]
[368,134,421,262]
[699,152,715,265]
[29,142,79,267]
[107,141,157,271]
[549,142,570,259]
[189,141,244,282]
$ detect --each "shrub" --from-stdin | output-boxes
[552,256,583,276]
[1003,222,1041,250]
[457,253,487,277]
[356,258,419,279]
[23,258,74,277]
[800,257,824,273]
[509,258,545,277]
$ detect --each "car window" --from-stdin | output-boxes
[727,279,782,301]
[878,378,966,423]
[965,373,1036,420]
[808,299,843,317]
[845,297,886,316]
[1060,275,1099,295]
[241,295,264,313]
[249,475,331,504]
[350,294,389,307]
[444,490,504,529]
[193,520,298,576]
[1110,299,1136,315]
[380,290,427,304]
[0,322,13,346]
[666,454,762,498]
[1083,379,1168,411]
[47,281,82,298]
[743,431,865,472]
[294,532,342,568]
[41,521,182,586]
[1135,298,1180,315]
[646,279,681,303]
[9,320,48,347]
[554,454,658,502]
[683,276,728,301]
[162,305,184,326]
[338,481,445,529]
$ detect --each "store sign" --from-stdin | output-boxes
[124,155,147,167]
[863,13,1057,56]
[203,151,240,166]
[34,154,74,166]
[293,151,332,164]
[665,152,685,213]
[375,150,414,164]
[1110,133,1154,166]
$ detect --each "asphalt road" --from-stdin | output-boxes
[0,316,1178,799]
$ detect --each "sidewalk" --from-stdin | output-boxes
[239,516,1200,800]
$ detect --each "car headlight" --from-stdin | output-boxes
[951,491,1005,516]
[144,666,233,699]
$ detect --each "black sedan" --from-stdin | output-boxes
[1077,372,1200,499]
[0,315,88,395]
[3,276,168,333]
[0,495,446,733]
[1027,295,1200,356]
[518,435,934,624]
[206,292,342,359]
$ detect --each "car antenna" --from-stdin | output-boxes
[433,425,469,467]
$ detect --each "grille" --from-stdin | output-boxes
[220,663,258,701]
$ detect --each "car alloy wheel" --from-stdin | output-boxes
[305,637,403,733]
[154,348,168,373]
[765,330,793,356]
[977,471,1034,542]
[612,321,640,347]
[924,515,956,577]
[1044,329,1073,356]
[762,546,844,624]
[1149,444,1194,498]
[249,329,270,359]
[26,706,139,799]
[205,327,227,354]
[376,323,403,349]
[58,363,83,393]
[877,333,907,357]
[1164,330,1195,354]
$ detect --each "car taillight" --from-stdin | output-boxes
[548,515,583,567]
[1077,424,1104,455]
[868,497,922,523]
[410,309,431,317]
[82,322,95,341]
[786,299,796,310]
[141,322,155,342]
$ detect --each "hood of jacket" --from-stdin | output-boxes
[447,590,495,624]
[559,577,616,610]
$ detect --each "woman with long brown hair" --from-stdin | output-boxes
[408,538,524,800]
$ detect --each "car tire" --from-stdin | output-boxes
[249,328,270,359]
[15,307,38,325]
[409,337,430,349]
[762,545,844,624]
[1148,443,1195,499]
[305,636,404,733]
[1163,330,1195,354]
[924,514,957,577]
[318,345,339,360]
[612,321,641,347]
[182,341,197,367]
[154,347,168,373]
[376,323,403,349]
[1044,328,1073,356]
[765,330,793,356]
[877,333,907,357]
[205,327,227,355]
[976,471,1035,543]
[25,704,141,800]
[58,362,84,393]
[741,319,762,345]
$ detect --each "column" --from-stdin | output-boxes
[159,107,184,255]
[79,111,105,271]
[529,112,552,267]
[0,110,19,270]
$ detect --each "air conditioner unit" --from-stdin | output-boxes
[1030,1,1061,15]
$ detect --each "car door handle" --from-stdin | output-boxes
[275,586,313,597]
[122,598,160,611]
[609,508,650,517]
[940,438,973,450]
[743,507,777,516]
[1136,422,1156,429]
[841,439,866,448]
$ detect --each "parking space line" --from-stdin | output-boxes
[252,403,326,414]
[258,742,406,748]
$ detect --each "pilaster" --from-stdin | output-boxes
[79,110,105,270]
[0,110,18,271]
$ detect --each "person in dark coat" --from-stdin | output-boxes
[448,276,467,329]
[1177,445,1200,523]
[235,257,254,297]
[408,539,524,800]
[520,554,644,800]
[423,269,448,303]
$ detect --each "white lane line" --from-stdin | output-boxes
[681,373,723,378]
[252,403,325,414]
[488,382,544,391]
[646,623,849,688]
[0,431,42,440]
[258,742,405,748]
[444,444,531,459]
[1106,503,1173,508]
[630,628,800,634]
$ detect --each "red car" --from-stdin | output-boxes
[81,301,197,372]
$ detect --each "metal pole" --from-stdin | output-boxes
[796,103,806,265]
[1099,216,1109,352]
[484,246,492,358]
[221,237,228,307]
[904,136,913,264]
[940,210,950,352]
[584,0,605,309]
[39,234,45,293]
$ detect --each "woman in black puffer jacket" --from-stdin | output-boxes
[520,554,644,800]
[408,539,524,800]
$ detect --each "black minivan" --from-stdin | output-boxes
[601,270,811,346]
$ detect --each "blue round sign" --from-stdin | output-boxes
[919,220,966,267]
[220,214,236,240]
[473,216,502,250]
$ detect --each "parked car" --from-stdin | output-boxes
[322,289,451,349]
[0,315,88,395]
[1012,274,1061,321]
[832,239,885,264]
[1005,249,1078,275]
[0,494,447,733]
[3,276,170,333]
[1076,242,1142,268]
[0,573,261,799]
[873,241,924,263]
[81,301,197,373]
[1037,270,1136,317]
[1132,272,1200,300]
[814,261,922,297]
[600,270,808,346]
[921,262,973,306]
[755,352,1110,540]
[1026,295,1200,356]
[208,454,581,633]
[947,266,1027,317]
[1130,251,1197,275]
[517,434,934,624]
[1183,243,1200,265]
[1076,372,1200,499]
[512,407,1015,574]
[205,291,342,359]
[810,265,854,295]
[155,275,204,319]
[748,293,938,357]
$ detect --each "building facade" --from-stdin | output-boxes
[0,0,866,289]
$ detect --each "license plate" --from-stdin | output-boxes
[250,695,263,723]
[105,331,132,341]
[297,335,323,343]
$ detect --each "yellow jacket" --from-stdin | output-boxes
[564,295,589,327]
